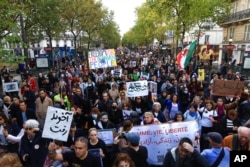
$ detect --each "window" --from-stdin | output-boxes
[229,27,235,39]
[244,25,250,40]
[204,35,210,44]
[233,2,238,13]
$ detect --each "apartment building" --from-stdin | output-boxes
[220,0,250,69]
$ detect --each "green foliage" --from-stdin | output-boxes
[122,0,231,48]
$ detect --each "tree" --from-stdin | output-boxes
[97,11,121,49]
[0,0,21,41]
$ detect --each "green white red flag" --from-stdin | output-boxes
[176,40,197,70]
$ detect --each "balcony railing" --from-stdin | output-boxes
[223,9,250,23]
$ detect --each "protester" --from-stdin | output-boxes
[88,128,107,166]
[116,119,133,151]
[19,119,48,167]
[112,153,136,167]
[201,132,230,167]
[48,136,101,167]
[163,137,209,167]
[141,112,161,125]
[151,102,167,123]
[35,88,53,129]
[165,94,181,120]
[222,126,250,150]
[15,100,37,129]
[0,153,23,167]
[96,112,115,129]
[120,132,148,167]
[220,109,241,137]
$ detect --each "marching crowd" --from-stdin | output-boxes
[0,50,250,167]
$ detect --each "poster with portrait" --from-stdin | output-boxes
[4,82,18,92]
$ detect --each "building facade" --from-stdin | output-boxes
[220,0,250,70]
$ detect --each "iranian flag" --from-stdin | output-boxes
[176,40,197,69]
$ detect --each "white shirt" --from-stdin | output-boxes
[200,107,218,127]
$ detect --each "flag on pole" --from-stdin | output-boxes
[176,40,197,70]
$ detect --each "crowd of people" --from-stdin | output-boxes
[0,50,250,167]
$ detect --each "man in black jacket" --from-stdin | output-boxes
[121,132,148,167]
[16,100,37,129]
[163,137,209,167]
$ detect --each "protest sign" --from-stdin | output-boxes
[126,80,148,97]
[140,72,150,80]
[122,110,132,119]
[88,49,117,69]
[141,57,148,65]
[97,129,116,146]
[111,69,122,77]
[130,121,199,165]
[212,80,244,96]
[198,69,205,81]
[149,81,157,101]
[42,106,73,141]
[4,82,18,92]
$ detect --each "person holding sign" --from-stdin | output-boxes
[163,137,209,167]
[48,136,101,167]
[88,128,107,166]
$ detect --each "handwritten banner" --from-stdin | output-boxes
[88,49,117,69]
[212,80,244,96]
[126,80,148,97]
[42,106,73,141]
[130,121,199,165]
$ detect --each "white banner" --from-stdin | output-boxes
[42,106,73,141]
[130,121,199,165]
[126,80,148,97]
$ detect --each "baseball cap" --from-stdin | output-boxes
[125,132,140,146]
[207,132,223,144]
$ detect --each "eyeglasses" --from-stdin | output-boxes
[25,127,33,131]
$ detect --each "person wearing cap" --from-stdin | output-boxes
[20,119,48,167]
[163,137,209,167]
[222,126,250,151]
[201,132,230,167]
[120,132,148,167]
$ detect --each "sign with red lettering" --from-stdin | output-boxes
[130,121,199,165]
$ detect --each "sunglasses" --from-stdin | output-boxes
[25,127,33,131]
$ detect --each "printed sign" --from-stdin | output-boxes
[42,106,73,141]
[126,80,148,97]
[122,110,132,119]
[141,57,148,65]
[111,69,122,77]
[88,49,117,69]
[130,121,199,165]
[36,57,49,68]
[97,129,116,146]
[198,69,205,81]
[4,82,18,92]
[212,80,244,96]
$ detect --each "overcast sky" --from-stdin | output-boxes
[101,0,146,36]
